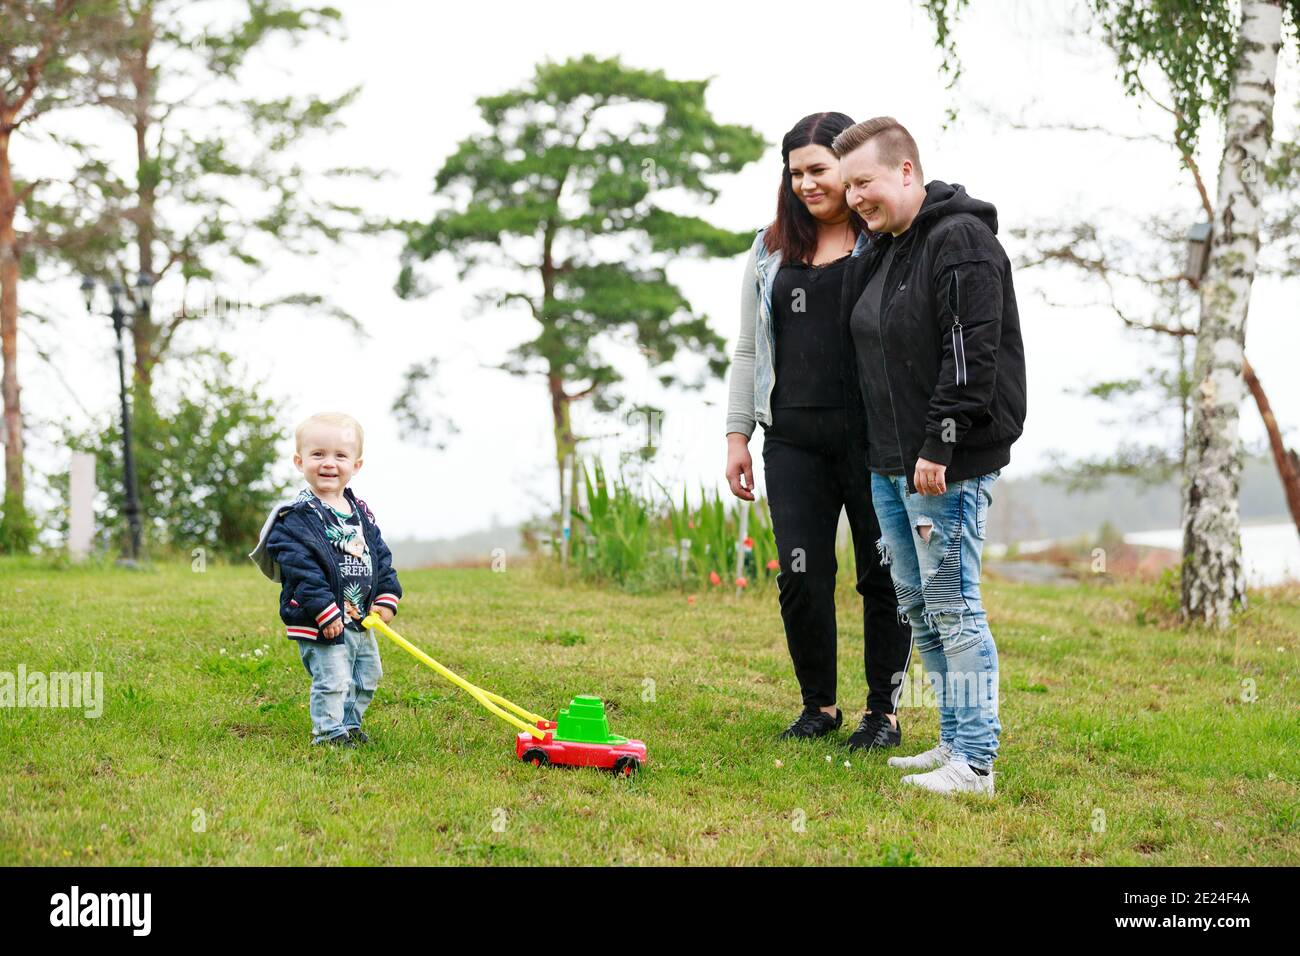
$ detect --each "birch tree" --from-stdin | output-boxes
[1090,0,1288,628]
[921,0,1298,628]
[1000,107,1300,533]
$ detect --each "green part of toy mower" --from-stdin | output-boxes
[553,695,628,745]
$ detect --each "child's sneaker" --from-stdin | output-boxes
[888,742,953,770]
[347,728,370,744]
[901,760,994,796]
[324,732,356,748]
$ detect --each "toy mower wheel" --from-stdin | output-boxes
[613,756,641,776]
[521,748,549,767]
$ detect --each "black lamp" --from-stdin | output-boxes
[81,275,145,564]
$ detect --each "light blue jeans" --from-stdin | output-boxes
[297,627,383,743]
[871,470,1001,770]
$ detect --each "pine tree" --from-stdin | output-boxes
[397,55,766,516]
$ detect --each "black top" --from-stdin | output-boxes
[849,242,905,475]
[770,254,852,409]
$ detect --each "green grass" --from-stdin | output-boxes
[1,557,1297,865]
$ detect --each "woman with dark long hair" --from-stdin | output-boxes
[725,112,912,749]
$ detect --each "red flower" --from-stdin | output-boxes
[709,570,721,586]
[743,536,754,549]
[687,595,696,605]
[736,576,749,589]
[766,559,780,571]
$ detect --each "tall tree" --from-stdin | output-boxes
[921,0,1299,628]
[52,0,381,396]
[397,55,765,515]
[1094,0,1290,628]
[0,0,113,552]
[26,0,381,554]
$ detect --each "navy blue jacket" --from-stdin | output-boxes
[259,487,402,643]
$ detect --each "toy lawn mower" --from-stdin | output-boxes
[356,609,647,775]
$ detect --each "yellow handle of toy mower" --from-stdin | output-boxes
[360,612,548,740]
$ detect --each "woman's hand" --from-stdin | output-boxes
[726,433,756,501]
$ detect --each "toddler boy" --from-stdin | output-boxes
[250,412,402,745]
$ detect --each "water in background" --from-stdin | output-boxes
[1124,522,1300,587]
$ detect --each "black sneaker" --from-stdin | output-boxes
[324,732,356,748]
[845,711,902,752]
[778,706,843,741]
[347,728,370,744]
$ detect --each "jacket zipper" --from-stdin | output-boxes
[305,514,343,616]
[359,507,379,601]
[874,243,911,489]
[950,271,967,386]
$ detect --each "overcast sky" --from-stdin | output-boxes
[19,0,1300,541]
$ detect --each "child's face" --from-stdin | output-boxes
[294,423,363,496]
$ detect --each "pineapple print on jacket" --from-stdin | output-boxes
[321,501,373,629]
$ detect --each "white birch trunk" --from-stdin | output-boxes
[1181,0,1283,628]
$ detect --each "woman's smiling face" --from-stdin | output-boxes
[787,143,847,220]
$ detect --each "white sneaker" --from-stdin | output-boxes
[887,742,953,771]
[901,760,994,796]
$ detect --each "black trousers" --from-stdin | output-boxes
[761,406,912,713]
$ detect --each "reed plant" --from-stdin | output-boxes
[566,458,779,594]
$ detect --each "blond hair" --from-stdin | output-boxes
[831,116,924,180]
[295,412,365,457]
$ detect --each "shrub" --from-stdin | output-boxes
[49,349,289,561]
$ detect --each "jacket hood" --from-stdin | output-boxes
[248,488,314,582]
[249,486,363,581]
[910,180,998,235]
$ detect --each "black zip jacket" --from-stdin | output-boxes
[842,180,1027,493]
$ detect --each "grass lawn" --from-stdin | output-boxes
[1,556,1296,865]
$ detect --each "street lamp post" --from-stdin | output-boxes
[81,274,152,564]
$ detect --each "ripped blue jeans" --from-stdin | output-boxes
[870,470,1001,770]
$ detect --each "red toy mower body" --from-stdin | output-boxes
[516,720,648,775]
